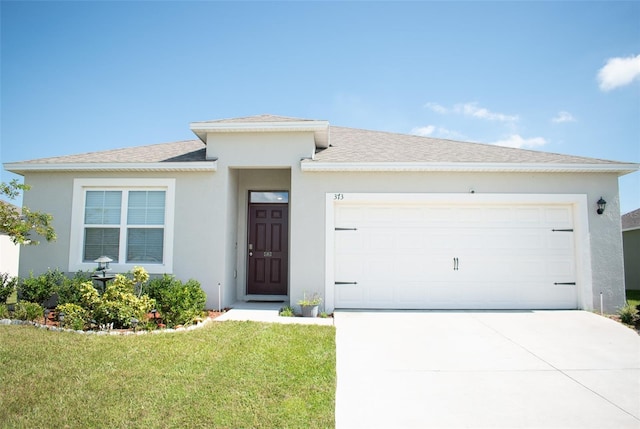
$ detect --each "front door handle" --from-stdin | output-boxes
[249,251,253,257]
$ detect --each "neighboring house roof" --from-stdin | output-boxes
[4,114,639,175]
[622,208,640,231]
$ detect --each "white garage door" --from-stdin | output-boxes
[334,202,577,309]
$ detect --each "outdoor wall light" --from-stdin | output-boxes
[596,197,607,215]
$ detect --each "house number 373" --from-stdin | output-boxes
[334,193,344,200]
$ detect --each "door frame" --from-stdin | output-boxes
[246,190,290,297]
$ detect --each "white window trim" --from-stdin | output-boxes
[69,178,175,274]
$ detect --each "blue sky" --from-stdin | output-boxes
[1,1,639,213]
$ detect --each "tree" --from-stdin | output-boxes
[0,179,56,245]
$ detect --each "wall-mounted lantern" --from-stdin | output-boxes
[596,197,607,215]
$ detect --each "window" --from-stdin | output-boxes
[70,179,175,273]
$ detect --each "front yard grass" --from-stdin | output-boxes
[0,321,335,429]
[626,289,640,308]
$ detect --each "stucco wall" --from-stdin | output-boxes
[290,170,625,313]
[623,229,640,290]
[18,170,225,309]
[0,234,20,277]
[15,131,627,314]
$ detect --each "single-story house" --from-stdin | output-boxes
[4,114,639,313]
[622,208,640,291]
[0,201,21,277]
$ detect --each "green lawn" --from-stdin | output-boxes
[0,321,335,429]
[626,289,640,308]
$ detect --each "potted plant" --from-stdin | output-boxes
[298,292,322,317]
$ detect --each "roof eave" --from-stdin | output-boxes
[189,120,330,148]
[4,161,218,174]
[300,161,640,174]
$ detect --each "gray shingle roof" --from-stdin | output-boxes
[315,126,624,165]
[4,115,637,174]
[622,208,640,230]
[13,140,206,164]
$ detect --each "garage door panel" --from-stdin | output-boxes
[334,202,578,310]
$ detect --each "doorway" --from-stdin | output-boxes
[247,191,289,295]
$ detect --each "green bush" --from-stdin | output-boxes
[0,303,9,319]
[18,269,67,304]
[14,301,42,321]
[18,269,91,306]
[147,275,206,327]
[279,306,295,317]
[91,273,155,329]
[56,303,89,330]
[618,303,638,325]
[56,271,92,305]
[0,272,18,303]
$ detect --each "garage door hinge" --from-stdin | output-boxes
[552,229,574,232]
[335,281,358,285]
[335,227,358,231]
[554,282,576,285]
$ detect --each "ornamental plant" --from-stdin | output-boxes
[90,272,155,329]
[146,275,206,327]
[0,272,17,303]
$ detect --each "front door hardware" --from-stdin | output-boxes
[552,229,574,232]
[453,257,459,271]
[554,282,576,285]
[335,281,358,285]
[335,227,358,231]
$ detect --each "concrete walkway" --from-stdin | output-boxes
[214,301,334,325]
[334,310,640,429]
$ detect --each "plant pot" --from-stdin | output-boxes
[300,304,319,318]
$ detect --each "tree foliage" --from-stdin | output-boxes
[0,179,56,245]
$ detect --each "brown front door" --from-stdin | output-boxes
[247,203,288,295]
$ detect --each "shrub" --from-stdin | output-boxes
[56,303,89,330]
[14,301,42,321]
[91,273,155,329]
[618,303,638,325]
[56,271,92,305]
[0,303,9,319]
[279,306,295,317]
[18,269,67,304]
[0,272,18,303]
[147,275,206,327]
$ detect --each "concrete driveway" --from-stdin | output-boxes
[334,310,640,428]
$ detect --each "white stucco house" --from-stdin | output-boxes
[622,209,640,291]
[4,114,638,313]
[0,202,21,277]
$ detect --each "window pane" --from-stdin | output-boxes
[85,191,121,225]
[128,191,165,225]
[83,228,120,262]
[249,191,289,203]
[127,228,164,263]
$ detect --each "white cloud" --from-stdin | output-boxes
[552,111,576,123]
[411,125,436,136]
[411,125,468,140]
[490,134,547,149]
[454,103,519,122]
[424,102,448,114]
[424,101,518,122]
[597,54,640,91]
